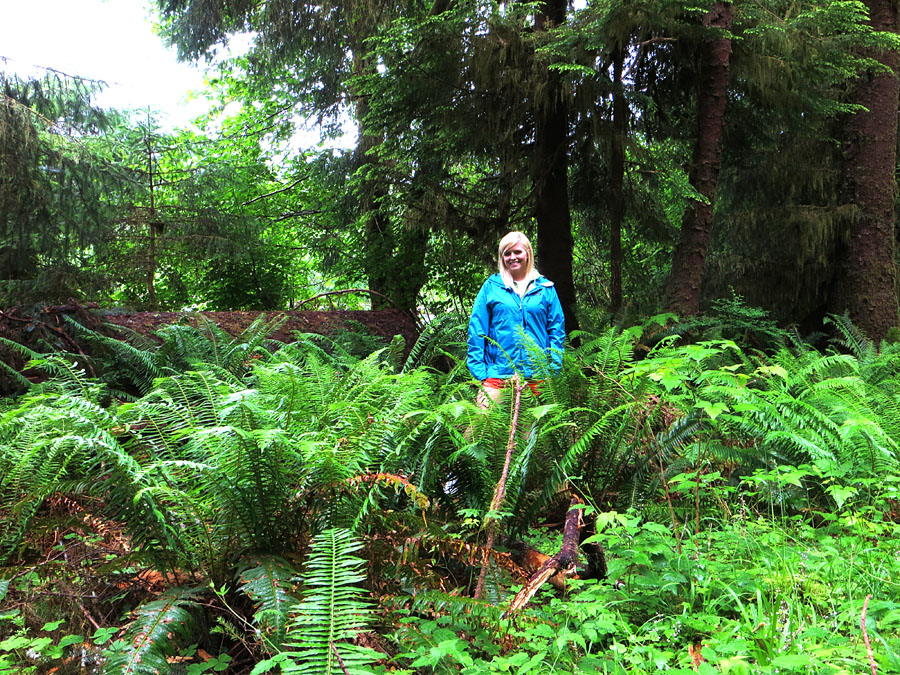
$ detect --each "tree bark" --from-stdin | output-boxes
[354,55,427,316]
[828,0,900,341]
[666,2,733,316]
[146,133,158,310]
[534,0,578,334]
[609,47,626,313]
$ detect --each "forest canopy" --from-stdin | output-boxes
[1,0,898,340]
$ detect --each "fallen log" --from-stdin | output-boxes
[0,302,419,394]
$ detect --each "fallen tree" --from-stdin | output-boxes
[0,302,419,394]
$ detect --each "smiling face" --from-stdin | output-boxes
[496,231,535,284]
[502,242,529,281]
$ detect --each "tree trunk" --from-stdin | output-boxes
[146,134,158,310]
[354,55,427,315]
[534,0,578,333]
[609,47,626,313]
[828,0,900,341]
[666,2,733,316]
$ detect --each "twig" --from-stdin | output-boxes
[656,444,682,554]
[330,641,351,675]
[274,208,322,222]
[242,176,308,205]
[474,376,525,599]
[0,310,34,324]
[862,594,877,675]
[636,36,678,48]
[74,597,101,632]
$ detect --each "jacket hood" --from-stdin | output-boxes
[487,273,551,289]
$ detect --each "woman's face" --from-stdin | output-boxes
[502,243,528,279]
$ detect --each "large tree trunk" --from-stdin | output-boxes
[828,0,900,341]
[609,47,626,313]
[666,2,733,316]
[534,0,578,333]
[354,55,427,316]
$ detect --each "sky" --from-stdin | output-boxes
[0,0,211,128]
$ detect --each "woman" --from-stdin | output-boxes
[467,231,565,403]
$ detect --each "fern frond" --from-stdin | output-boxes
[826,313,875,360]
[0,336,38,390]
[0,390,120,561]
[238,555,302,653]
[282,528,380,674]
[64,314,163,394]
[24,354,98,399]
[103,586,202,675]
[402,312,467,374]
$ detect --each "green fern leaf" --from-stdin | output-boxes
[238,555,302,653]
[103,586,201,675]
[282,528,380,674]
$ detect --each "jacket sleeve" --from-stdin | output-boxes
[546,287,565,372]
[467,283,491,381]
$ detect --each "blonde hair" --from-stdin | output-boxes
[497,231,539,288]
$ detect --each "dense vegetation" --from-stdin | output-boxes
[4,1,900,334]
[0,313,899,673]
[3,0,900,672]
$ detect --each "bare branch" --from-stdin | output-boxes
[242,176,308,205]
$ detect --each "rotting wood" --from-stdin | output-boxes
[504,497,583,617]
[510,544,572,592]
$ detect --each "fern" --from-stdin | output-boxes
[0,381,120,561]
[401,311,467,373]
[103,586,202,675]
[0,336,39,390]
[280,528,381,674]
[62,315,164,394]
[238,555,302,653]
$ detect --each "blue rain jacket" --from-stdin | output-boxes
[467,273,566,381]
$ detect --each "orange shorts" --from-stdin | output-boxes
[482,378,543,396]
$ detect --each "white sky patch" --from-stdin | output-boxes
[0,0,355,148]
[0,0,209,128]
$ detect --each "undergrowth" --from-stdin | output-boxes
[0,316,898,673]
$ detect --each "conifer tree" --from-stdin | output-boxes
[534,0,578,331]
[154,0,428,314]
[828,0,900,340]
[0,71,119,304]
[666,1,733,316]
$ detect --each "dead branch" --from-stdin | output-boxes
[504,497,583,617]
[862,594,877,675]
[474,377,525,599]
[510,544,572,591]
[330,641,351,675]
[242,176,308,205]
[274,208,323,222]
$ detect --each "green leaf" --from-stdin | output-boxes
[238,556,301,653]
[102,586,202,675]
[281,528,380,674]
